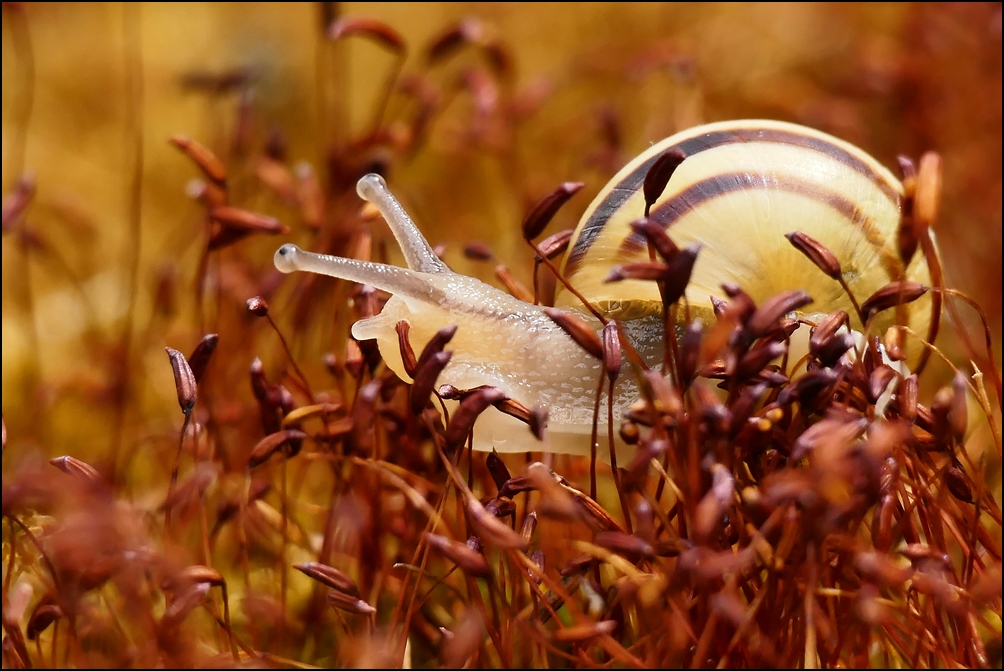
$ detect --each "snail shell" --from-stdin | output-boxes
[558,119,932,339]
[274,119,935,458]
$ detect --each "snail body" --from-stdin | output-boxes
[275,119,933,458]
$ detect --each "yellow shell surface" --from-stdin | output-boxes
[557,119,933,344]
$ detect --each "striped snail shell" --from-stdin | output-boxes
[558,119,933,342]
[274,119,934,458]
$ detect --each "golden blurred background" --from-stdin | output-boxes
[2,2,1001,463]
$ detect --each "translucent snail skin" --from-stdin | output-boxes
[274,120,934,459]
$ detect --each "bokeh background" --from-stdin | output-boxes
[2,3,1001,667]
[3,3,1001,465]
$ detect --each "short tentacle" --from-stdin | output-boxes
[274,244,446,304]
[356,173,448,274]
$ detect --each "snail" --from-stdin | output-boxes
[274,119,933,458]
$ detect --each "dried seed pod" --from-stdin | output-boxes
[494,264,533,302]
[328,17,405,50]
[536,229,574,260]
[466,495,528,550]
[248,429,308,468]
[943,466,973,503]
[394,321,418,377]
[294,562,360,596]
[463,241,493,261]
[414,324,459,373]
[520,511,538,544]
[326,589,377,615]
[210,206,287,234]
[868,365,899,404]
[423,532,491,578]
[49,455,102,485]
[485,496,516,518]
[245,295,269,317]
[486,450,512,491]
[26,602,62,641]
[170,135,227,184]
[593,530,654,560]
[528,549,545,585]
[744,290,813,340]
[444,387,507,450]
[661,243,702,306]
[410,351,453,412]
[522,182,585,241]
[529,405,548,441]
[165,347,197,414]
[914,152,942,231]
[810,310,849,353]
[604,260,670,283]
[602,321,622,382]
[860,281,929,320]
[187,334,219,384]
[494,396,532,424]
[627,218,680,263]
[777,368,839,406]
[542,308,603,360]
[643,149,687,217]
[785,231,841,279]
[735,340,786,380]
[898,374,919,422]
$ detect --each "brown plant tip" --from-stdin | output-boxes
[245,295,269,317]
[943,466,973,503]
[326,589,377,615]
[642,148,686,216]
[415,324,459,373]
[604,260,669,283]
[248,429,308,467]
[463,241,493,261]
[486,450,512,491]
[395,320,418,377]
[445,387,507,450]
[593,530,655,560]
[466,495,529,550]
[552,619,617,642]
[427,17,485,64]
[294,562,361,596]
[915,152,942,230]
[860,281,929,320]
[411,350,453,413]
[210,206,287,234]
[602,321,622,381]
[745,290,813,340]
[535,228,574,260]
[170,564,225,589]
[169,135,227,184]
[423,532,492,578]
[543,308,603,360]
[165,346,197,414]
[186,334,219,384]
[629,218,680,261]
[521,182,585,241]
[26,602,63,641]
[662,242,702,305]
[49,455,102,484]
[785,231,842,279]
[327,16,405,52]
[494,265,533,302]
[529,404,549,441]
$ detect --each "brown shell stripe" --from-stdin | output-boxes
[563,127,901,277]
[616,173,903,280]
